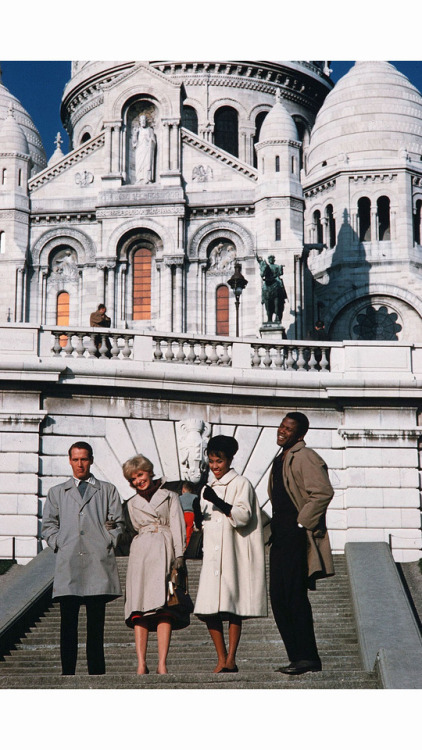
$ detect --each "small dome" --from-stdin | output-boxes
[307,61,422,174]
[0,79,47,174]
[0,104,29,154]
[258,93,298,142]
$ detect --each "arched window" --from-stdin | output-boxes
[133,247,152,320]
[1,168,6,186]
[80,131,91,144]
[326,204,336,248]
[275,155,280,172]
[182,105,198,134]
[0,231,4,254]
[292,117,309,171]
[313,210,323,244]
[358,197,371,241]
[377,196,390,240]
[414,199,422,245]
[253,111,268,167]
[216,285,229,335]
[57,291,69,347]
[275,219,281,241]
[214,106,238,158]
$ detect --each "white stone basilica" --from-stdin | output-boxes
[1,60,422,341]
[1,60,422,564]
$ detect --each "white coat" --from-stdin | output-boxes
[194,469,267,618]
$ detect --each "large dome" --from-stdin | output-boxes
[306,61,422,175]
[0,79,47,175]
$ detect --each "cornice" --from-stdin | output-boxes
[182,128,257,181]
[28,134,105,193]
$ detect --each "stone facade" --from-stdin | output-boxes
[0,61,422,565]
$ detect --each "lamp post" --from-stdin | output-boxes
[227,262,248,338]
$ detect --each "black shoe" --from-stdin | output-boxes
[275,660,322,675]
[221,666,239,673]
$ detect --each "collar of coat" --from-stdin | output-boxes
[63,475,101,508]
[209,468,238,486]
[129,480,174,517]
[281,439,307,467]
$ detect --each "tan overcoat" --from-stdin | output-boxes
[124,485,186,623]
[194,469,267,618]
[268,440,335,583]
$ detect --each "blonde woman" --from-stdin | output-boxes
[122,455,186,674]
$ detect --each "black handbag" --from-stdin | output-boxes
[184,529,203,559]
[167,567,194,614]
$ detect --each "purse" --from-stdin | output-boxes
[167,566,194,614]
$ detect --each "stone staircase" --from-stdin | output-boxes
[0,554,379,689]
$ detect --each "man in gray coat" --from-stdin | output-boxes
[42,441,124,675]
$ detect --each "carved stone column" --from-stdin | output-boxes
[164,256,185,332]
[106,261,116,324]
[96,261,107,306]
[40,268,48,325]
[162,121,171,171]
[15,266,25,323]
[117,261,127,324]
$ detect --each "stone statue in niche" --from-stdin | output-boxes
[51,250,79,282]
[132,114,156,184]
[208,242,236,274]
[256,253,287,324]
[176,419,211,483]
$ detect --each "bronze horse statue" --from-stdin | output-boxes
[258,256,287,324]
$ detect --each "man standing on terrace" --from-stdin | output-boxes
[42,441,124,675]
[268,412,334,675]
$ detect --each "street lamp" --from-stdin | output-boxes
[227,262,248,338]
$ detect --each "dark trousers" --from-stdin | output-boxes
[59,596,107,675]
[269,524,320,664]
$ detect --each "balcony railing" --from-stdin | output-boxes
[45,327,331,371]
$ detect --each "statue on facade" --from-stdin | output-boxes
[256,253,287,324]
[132,114,156,184]
[52,250,78,282]
[176,419,211,484]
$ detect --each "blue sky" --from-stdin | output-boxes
[1,61,422,160]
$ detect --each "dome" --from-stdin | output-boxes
[0,79,47,174]
[307,61,422,174]
[0,104,29,154]
[259,93,299,142]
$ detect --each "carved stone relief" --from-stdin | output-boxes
[176,418,211,483]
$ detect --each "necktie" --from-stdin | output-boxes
[77,481,88,497]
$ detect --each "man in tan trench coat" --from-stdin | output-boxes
[268,412,334,675]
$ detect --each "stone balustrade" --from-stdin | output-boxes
[50,328,134,359]
[152,335,232,366]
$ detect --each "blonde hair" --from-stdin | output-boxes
[122,454,154,484]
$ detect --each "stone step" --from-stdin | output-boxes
[0,551,379,690]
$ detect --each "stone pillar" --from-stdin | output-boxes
[117,262,127,324]
[15,266,25,323]
[0,392,47,564]
[371,207,378,241]
[104,125,113,174]
[40,268,48,325]
[162,121,171,171]
[106,261,116,324]
[164,256,185,332]
[96,262,107,305]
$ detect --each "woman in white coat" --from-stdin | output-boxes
[122,454,186,675]
[194,435,267,673]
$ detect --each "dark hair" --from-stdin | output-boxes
[285,412,309,436]
[68,441,94,460]
[182,481,195,492]
[97,303,106,310]
[206,434,239,460]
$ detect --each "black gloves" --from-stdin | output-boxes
[192,495,203,530]
[203,485,232,516]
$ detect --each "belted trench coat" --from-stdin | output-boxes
[124,485,186,624]
[42,476,124,600]
[268,440,335,583]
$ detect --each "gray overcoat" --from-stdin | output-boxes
[42,476,124,600]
